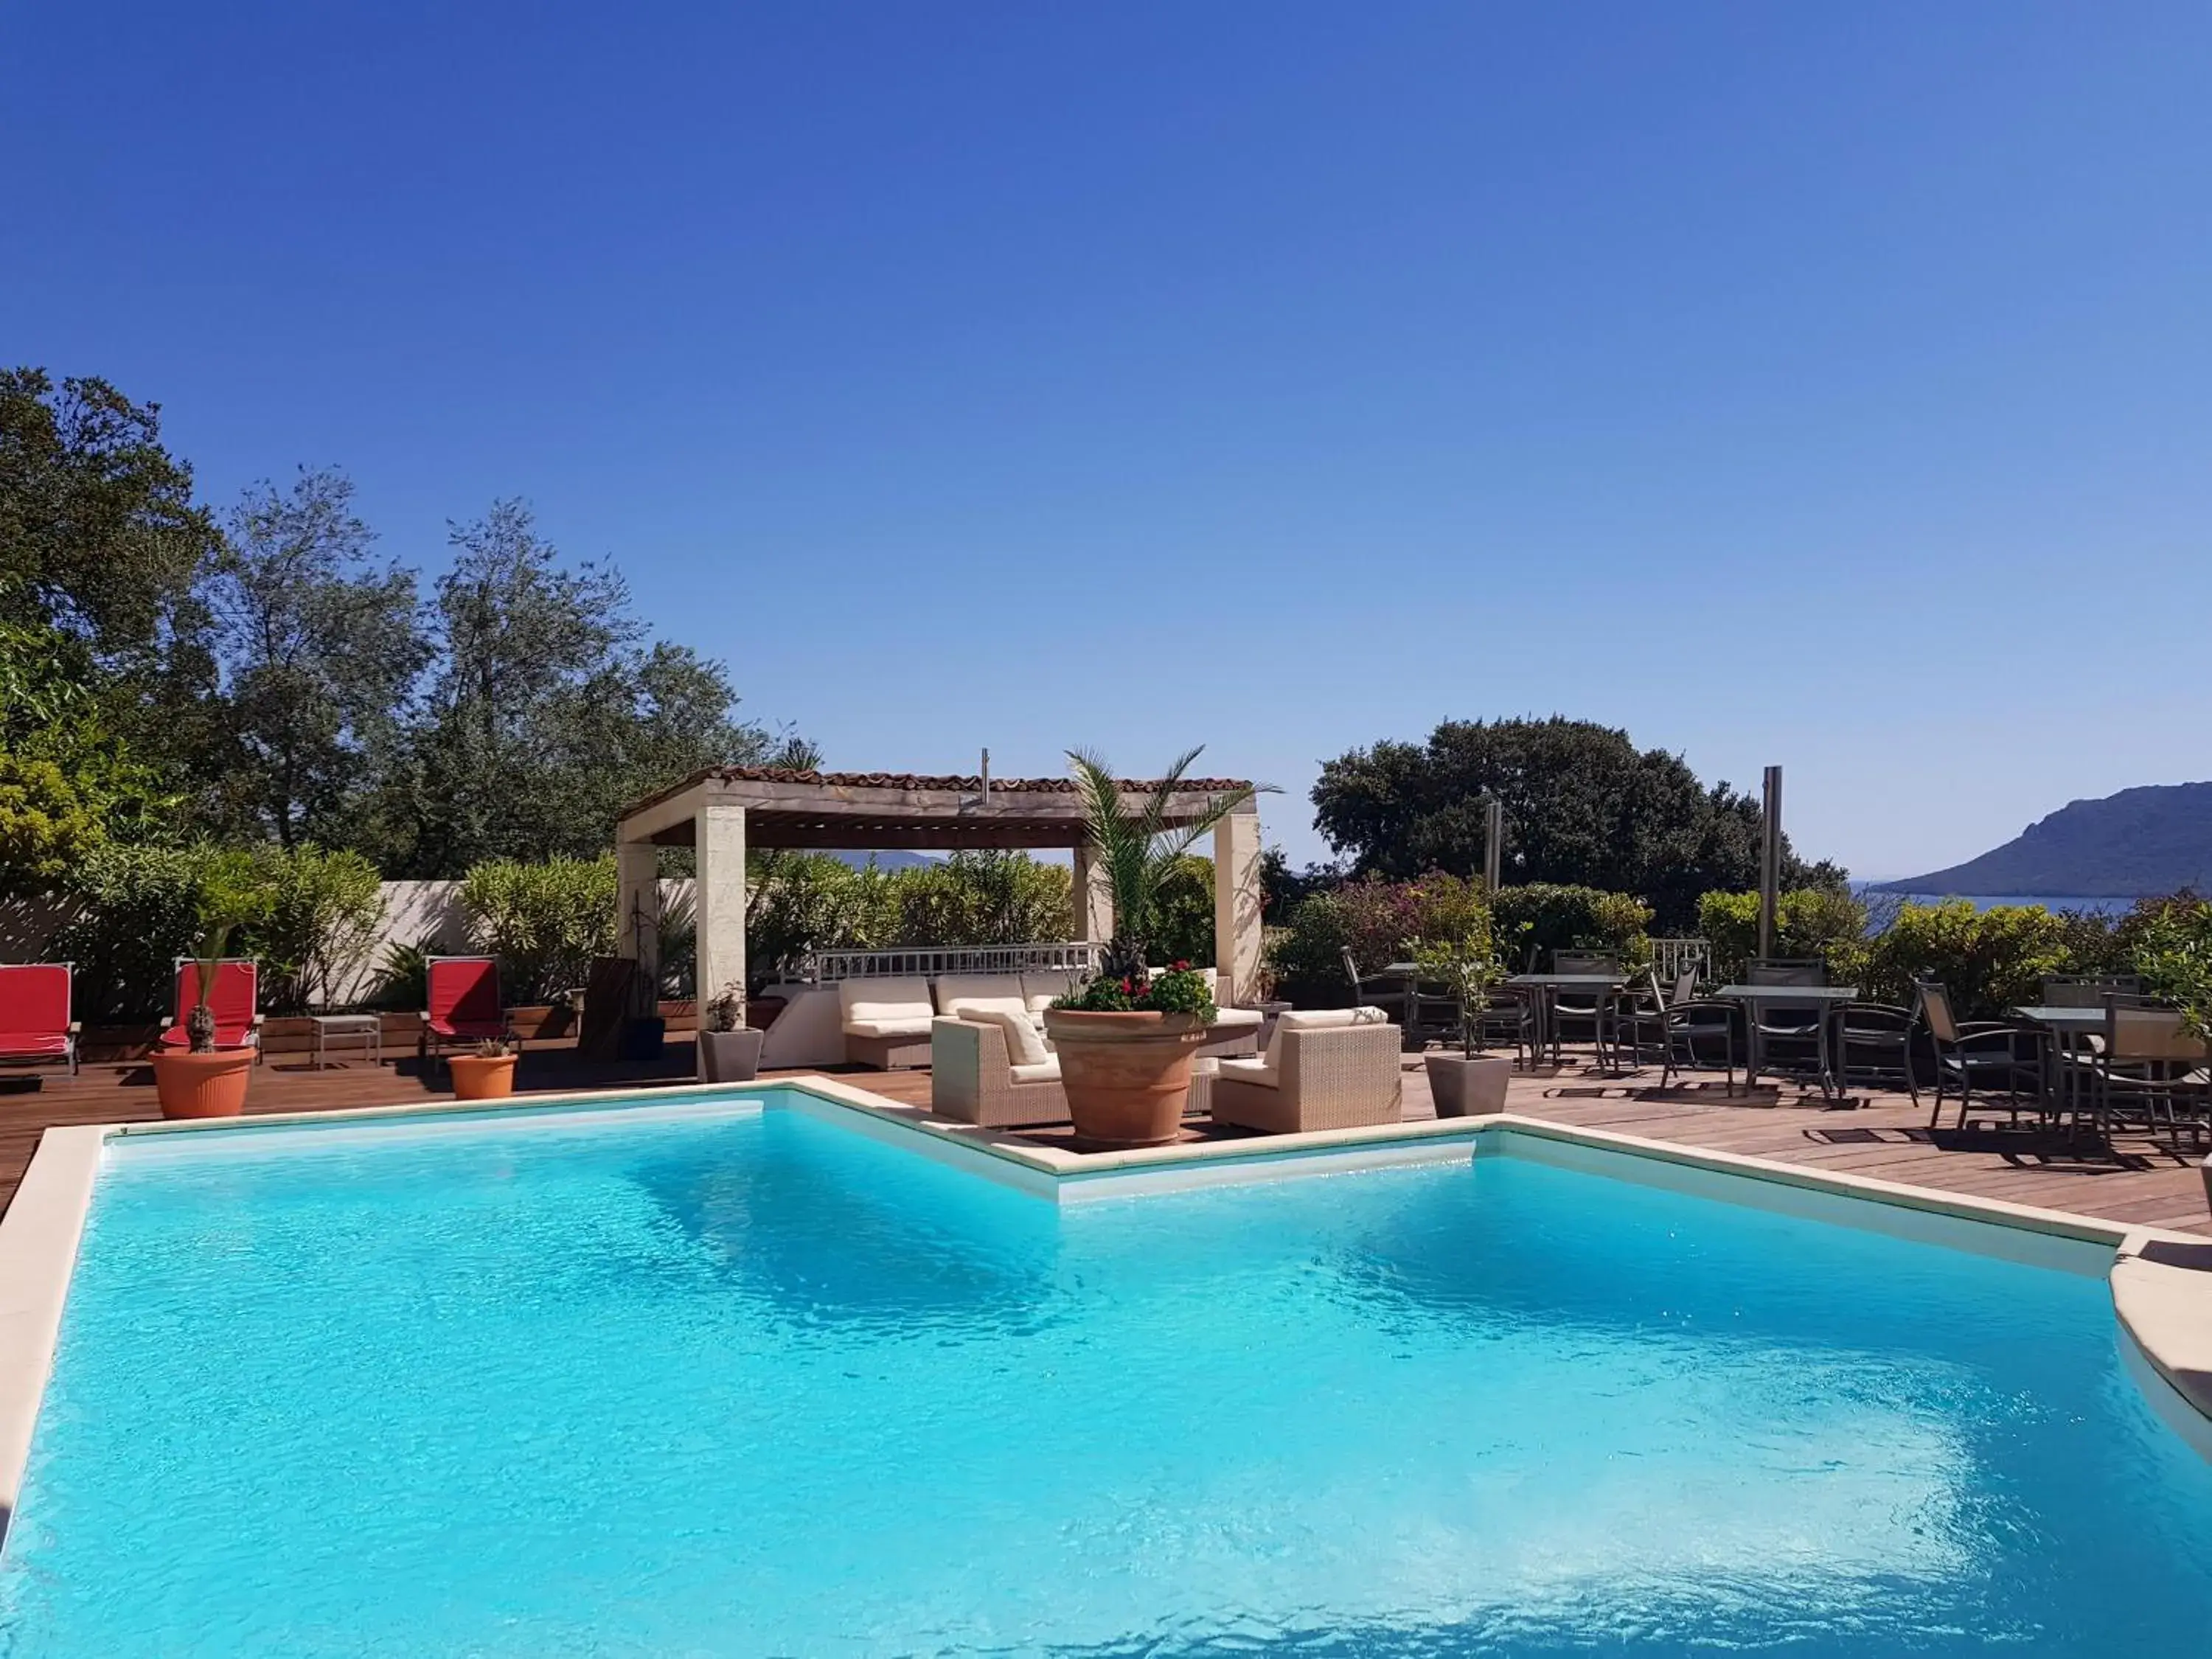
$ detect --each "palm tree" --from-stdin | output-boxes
[1068,748,1259,984]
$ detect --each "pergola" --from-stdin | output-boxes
[613,768,1265,1004]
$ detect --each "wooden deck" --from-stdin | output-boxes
[1,1043,2205,1237]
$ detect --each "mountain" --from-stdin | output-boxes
[1879,782,2212,898]
[826,850,939,872]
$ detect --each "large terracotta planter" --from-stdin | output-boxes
[150,1048,254,1119]
[1041,1009,1210,1150]
[448,1054,518,1100]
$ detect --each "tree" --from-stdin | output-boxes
[1069,748,1256,980]
[206,467,428,848]
[1311,717,1843,932]
[0,369,226,810]
[369,500,788,874]
[0,369,218,655]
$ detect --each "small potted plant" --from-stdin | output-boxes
[448,1037,518,1100]
[1413,920,1513,1118]
[1040,748,1259,1148]
[696,983,764,1082]
[150,852,269,1119]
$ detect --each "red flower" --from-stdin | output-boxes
[1172,959,1189,971]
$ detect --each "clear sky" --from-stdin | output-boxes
[10,3,2209,877]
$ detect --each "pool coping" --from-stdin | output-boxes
[1,1074,2208,1535]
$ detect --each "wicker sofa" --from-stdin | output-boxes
[929,1015,1068,1128]
[839,968,1265,1071]
[1209,1007,1402,1134]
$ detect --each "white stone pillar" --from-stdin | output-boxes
[616,839,660,990]
[1071,844,1113,944]
[1213,807,1262,1006]
[695,804,748,1005]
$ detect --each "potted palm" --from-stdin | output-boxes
[448,1037,518,1100]
[150,852,269,1119]
[1041,748,1258,1149]
[1413,916,1513,1117]
[697,983,764,1082]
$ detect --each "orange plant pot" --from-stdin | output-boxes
[448,1053,518,1101]
[150,1048,254,1119]
[1040,1009,1209,1150]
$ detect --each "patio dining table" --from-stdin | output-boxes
[1712,984,1859,1100]
[1505,973,1629,1068]
[2009,1005,2108,1130]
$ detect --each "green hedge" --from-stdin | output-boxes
[1265,874,1649,1007]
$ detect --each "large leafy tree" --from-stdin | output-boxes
[0,369,226,804]
[206,467,429,848]
[1311,717,1843,932]
[366,500,787,875]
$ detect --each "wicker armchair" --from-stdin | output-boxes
[929,1016,1068,1129]
[1209,1009,1403,1134]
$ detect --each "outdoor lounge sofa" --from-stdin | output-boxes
[0,963,80,1077]
[1208,1006,1402,1134]
[930,1013,1068,1128]
[834,967,1265,1070]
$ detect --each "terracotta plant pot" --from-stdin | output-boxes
[1425,1051,1512,1118]
[150,1048,254,1119]
[1041,1009,1210,1150]
[448,1053,518,1101]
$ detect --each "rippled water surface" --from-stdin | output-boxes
[4,1095,2211,1656]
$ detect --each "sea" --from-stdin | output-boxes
[1852,886,2138,918]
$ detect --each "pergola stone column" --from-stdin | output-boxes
[1071,844,1113,945]
[695,802,748,1006]
[615,840,660,990]
[1212,804,1263,1004]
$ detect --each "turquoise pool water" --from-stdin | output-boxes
[3,1093,2211,1655]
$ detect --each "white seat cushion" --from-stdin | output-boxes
[842,1016,936,1039]
[1217,1055,1279,1087]
[933,973,1030,1021]
[1021,969,1081,1013]
[838,976,934,1026]
[1212,1006,1263,1029]
[973,1007,1050,1068]
[1009,1057,1062,1085]
[1265,1004,1388,1064]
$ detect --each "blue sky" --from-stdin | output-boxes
[10,3,2209,878]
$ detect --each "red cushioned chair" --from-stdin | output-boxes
[0,964,80,1077]
[424,956,511,1066]
[159,958,263,1059]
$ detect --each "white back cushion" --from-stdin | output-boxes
[839,976,934,1025]
[1021,968,1082,1013]
[933,973,1030,1020]
[976,1007,1050,1068]
[1265,1004,1387,1065]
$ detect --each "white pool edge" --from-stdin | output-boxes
[1,1075,2208,1534]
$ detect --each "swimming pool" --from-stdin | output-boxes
[1,1088,2209,1655]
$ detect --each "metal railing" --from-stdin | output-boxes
[807,942,1104,982]
[1650,936,1710,986]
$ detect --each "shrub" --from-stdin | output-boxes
[254,846,384,1013]
[1854,900,2075,1019]
[50,844,211,1020]
[743,852,892,990]
[459,855,618,1004]
[888,852,1071,950]
[1697,888,1868,984]
[1146,855,1215,968]
[1262,872,1646,1006]
[1490,883,1652,971]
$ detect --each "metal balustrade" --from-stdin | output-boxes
[806,942,1104,982]
[1650,936,1711,986]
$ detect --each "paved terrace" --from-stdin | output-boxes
[2,1040,2206,1236]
